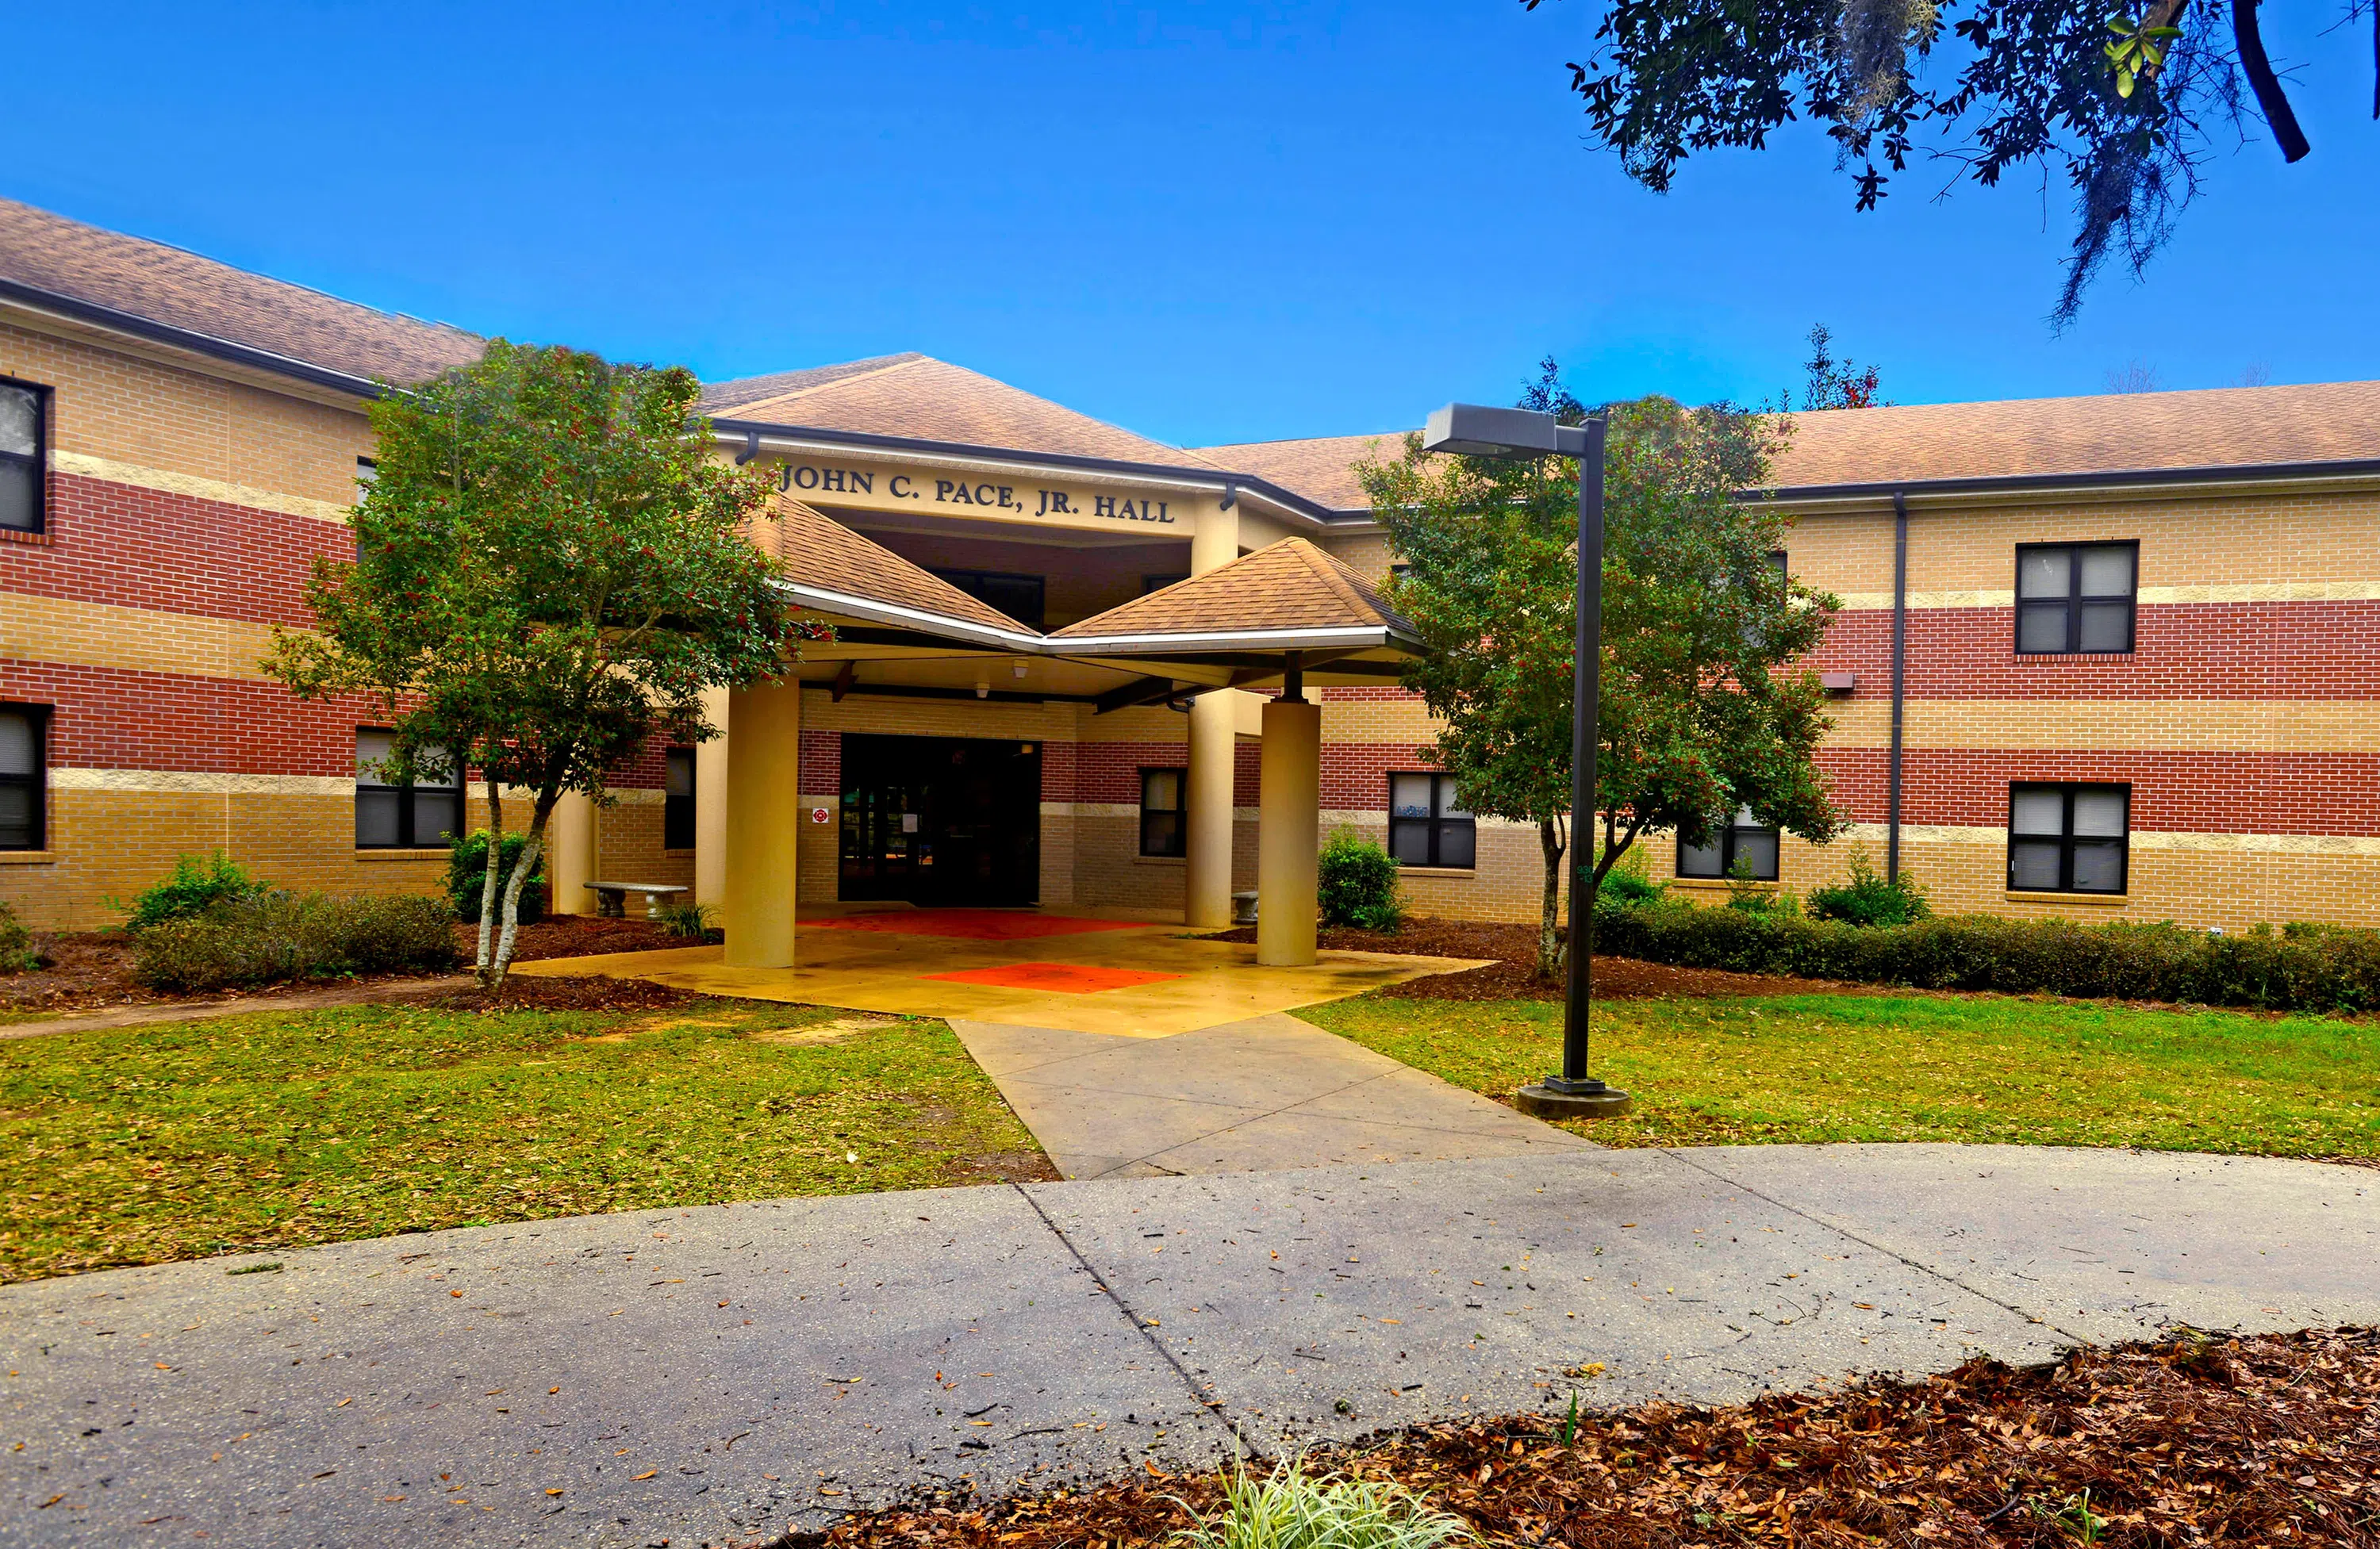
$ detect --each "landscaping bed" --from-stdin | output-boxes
[1,914,688,1018]
[799,1328,2380,1549]
[1207,918,1874,1001]
[0,993,1054,1282]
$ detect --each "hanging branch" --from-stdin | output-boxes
[2232,0,2313,159]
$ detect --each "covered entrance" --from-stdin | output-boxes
[839,734,1042,906]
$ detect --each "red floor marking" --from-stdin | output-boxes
[922,962,1184,994]
[815,910,1147,941]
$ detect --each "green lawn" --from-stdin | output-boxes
[0,999,1044,1283]
[1304,992,2380,1158]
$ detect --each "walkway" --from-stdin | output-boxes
[952,1012,1594,1179]
[507,908,1490,1037]
[6,1144,2373,1547]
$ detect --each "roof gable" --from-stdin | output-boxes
[0,196,484,388]
[1192,431,1408,513]
[769,497,1040,638]
[702,354,1215,466]
[1053,538,1413,641]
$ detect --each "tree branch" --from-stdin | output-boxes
[2233,0,2312,161]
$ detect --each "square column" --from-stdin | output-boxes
[1182,503,1241,928]
[1257,695,1321,965]
[547,792,598,915]
[722,677,802,968]
[693,684,730,909]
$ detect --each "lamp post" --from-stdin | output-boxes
[1422,404,1632,1120]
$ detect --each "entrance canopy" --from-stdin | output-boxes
[763,497,1422,707]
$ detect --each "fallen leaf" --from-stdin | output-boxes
[382,1495,405,1503]
[546,1488,562,1496]
[336,1398,352,1407]
[632,1470,657,1481]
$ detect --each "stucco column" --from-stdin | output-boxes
[547,793,598,915]
[1182,504,1241,927]
[722,676,802,968]
[1257,694,1322,966]
[693,684,731,909]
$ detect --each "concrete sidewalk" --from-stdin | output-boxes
[950,1013,1597,1178]
[3,1144,2374,1548]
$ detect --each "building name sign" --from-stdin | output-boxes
[772,459,1180,527]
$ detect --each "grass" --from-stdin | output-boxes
[1303,991,2380,1158]
[0,999,1044,1283]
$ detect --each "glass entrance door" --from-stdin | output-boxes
[839,734,1042,905]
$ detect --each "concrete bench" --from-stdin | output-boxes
[585,881,689,920]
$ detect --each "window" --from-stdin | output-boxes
[1142,573,1188,595]
[1388,773,1474,868]
[1676,805,1780,882]
[2016,542,2136,654]
[0,705,46,850]
[355,730,462,849]
[1139,768,1185,857]
[2008,783,2129,894]
[0,377,48,533]
[664,747,697,850]
[928,568,1046,628]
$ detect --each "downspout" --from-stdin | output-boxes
[1887,489,1909,883]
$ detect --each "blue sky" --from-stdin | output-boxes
[8,2,2375,446]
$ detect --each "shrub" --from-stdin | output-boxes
[447,830,546,925]
[1593,847,1664,907]
[131,892,459,993]
[1173,1458,1468,1549]
[1591,895,2380,1014]
[116,852,267,930]
[1318,829,1403,932]
[1806,845,1931,927]
[0,899,36,975]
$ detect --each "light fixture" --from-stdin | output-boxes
[1012,658,1029,679]
[974,681,989,699]
[1422,401,1627,1121]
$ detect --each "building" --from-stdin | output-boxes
[5,194,2379,938]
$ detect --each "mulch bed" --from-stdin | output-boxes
[1206,918,1873,1002]
[785,1328,2380,1549]
[2,915,693,1017]
[420,973,697,1014]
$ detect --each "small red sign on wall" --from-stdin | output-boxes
[809,806,831,824]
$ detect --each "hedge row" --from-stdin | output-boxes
[1591,900,2380,1014]
[132,893,459,994]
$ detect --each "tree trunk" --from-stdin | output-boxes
[1537,818,1566,982]
[488,792,558,997]
[474,779,505,990]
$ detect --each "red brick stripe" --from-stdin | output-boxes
[1817,746,2380,835]
[2,472,343,627]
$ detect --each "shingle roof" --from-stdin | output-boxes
[0,196,484,388]
[1192,431,1407,513]
[701,354,1217,466]
[1053,538,1413,641]
[1770,381,2380,489]
[770,497,1038,637]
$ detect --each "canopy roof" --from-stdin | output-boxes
[771,507,1419,712]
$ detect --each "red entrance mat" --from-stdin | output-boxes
[816,909,1147,941]
[922,962,1184,994]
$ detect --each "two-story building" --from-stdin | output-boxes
[6,194,2378,937]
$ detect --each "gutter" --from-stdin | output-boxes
[709,418,1360,531]
[1759,454,2380,505]
[1887,490,1909,884]
[0,277,393,400]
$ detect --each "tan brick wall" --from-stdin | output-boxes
[0,318,373,510]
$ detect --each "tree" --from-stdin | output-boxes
[1796,324,1888,409]
[1363,364,1845,979]
[1527,0,2373,324]
[267,341,821,993]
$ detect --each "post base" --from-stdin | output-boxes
[1514,1083,1633,1120]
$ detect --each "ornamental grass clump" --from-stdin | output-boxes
[0,899,35,975]
[1173,1459,1468,1549]
[131,892,458,993]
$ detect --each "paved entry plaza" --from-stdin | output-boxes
[509,907,1488,1037]
[509,907,1588,1179]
